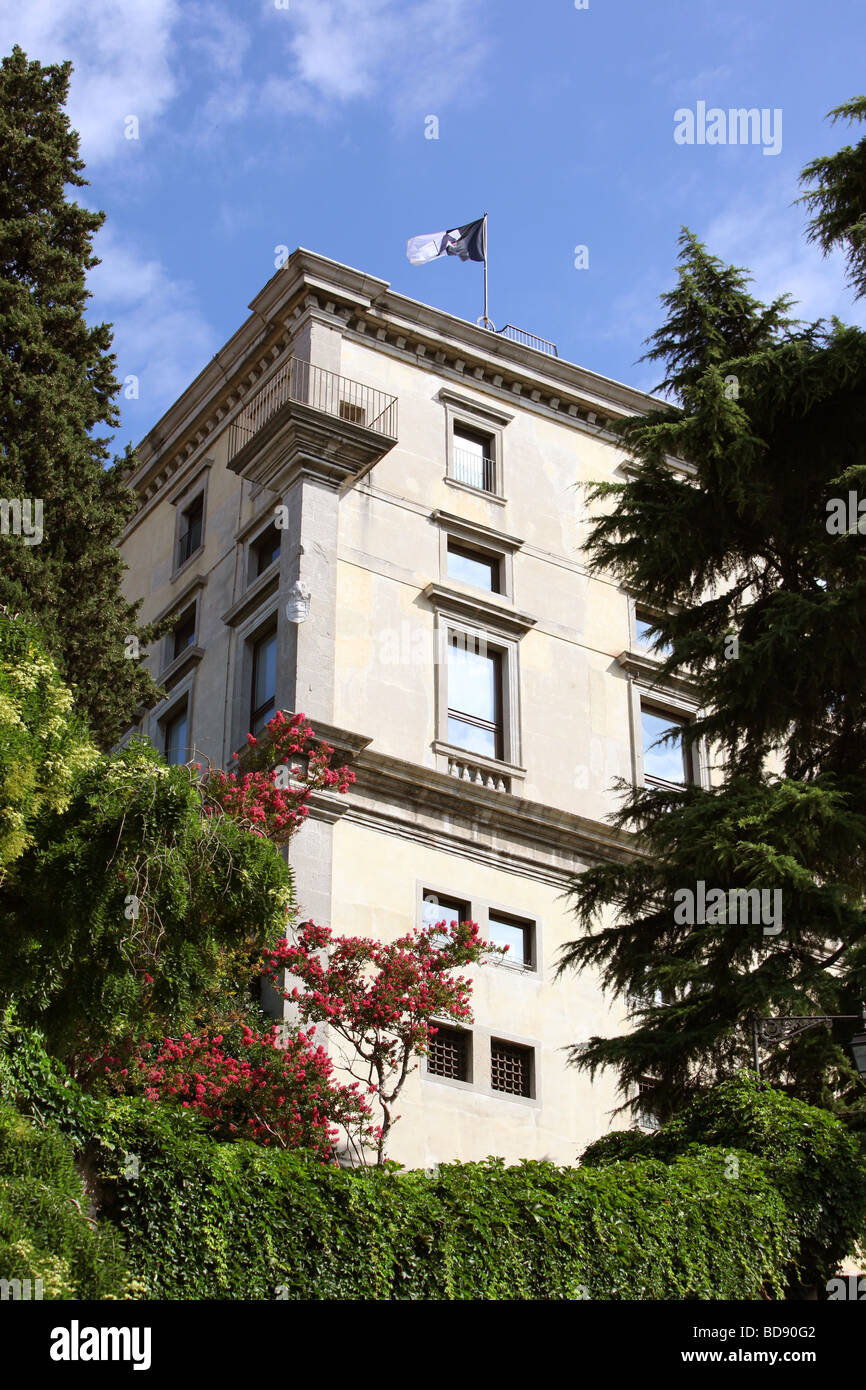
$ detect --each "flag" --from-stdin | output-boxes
[406,217,486,266]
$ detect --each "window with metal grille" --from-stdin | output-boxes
[490,1039,532,1097]
[452,424,495,493]
[427,1026,469,1082]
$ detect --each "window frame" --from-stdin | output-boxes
[249,622,278,737]
[490,1037,535,1099]
[639,699,696,790]
[425,1023,473,1086]
[161,696,190,766]
[439,388,512,503]
[247,521,282,586]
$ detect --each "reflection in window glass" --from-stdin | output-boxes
[251,629,277,734]
[165,707,188,765]
[447,543,498,592]
[447,637,501,759]
[487,915,531,965]
[641,708,687,784]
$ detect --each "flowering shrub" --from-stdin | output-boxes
[264,917,502,1163]
[93,1025,374,1163]
[205,711,354,845]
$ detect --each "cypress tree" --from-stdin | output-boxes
[560,103,866,1122]
[0,46,160,746]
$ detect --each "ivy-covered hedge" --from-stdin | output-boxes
[0,1105,134,1299]
[581,1074,866,1287]
[5,1028,864,1300]
[90,1094,803,1300]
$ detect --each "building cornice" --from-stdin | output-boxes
[121,249,682,536]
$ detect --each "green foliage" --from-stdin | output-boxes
[580,1075,866,1287]
[0,1011,100,1148]
[561,116,866,1114]
[0,1104,134,1299]
[0,740,294,1067]
[84,1079,864,1301]
[800,96,866,299]
[0,609,97,872]
[0,46,162,746]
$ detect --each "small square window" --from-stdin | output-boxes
[447,541,500,593]
[490,1039,533,1097]
[487,914,534,968]
[452,425,495,493]
[427,1025,470,1082]
[172,607,196,661]
[164,704,189,766]
[250,526,281,582]
[641,705,690,786]
[177,495,204,568]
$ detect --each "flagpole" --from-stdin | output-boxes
[483,212,488,324]
[479,212,493,331]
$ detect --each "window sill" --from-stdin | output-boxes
[171,544,205,582]
[157,644,205,690]
[433,740,525,793]
[444,476,506,505]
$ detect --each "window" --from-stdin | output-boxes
[635,610,672,658]
[452,424,495,493]
[637,1077,661,1130]
[421,893,468,931]
[250,627,277,734]
[490,1039,533,1097]
[446,541,500,593]
[447,635,502,759]
[164,704,189,766]
[177,494,204,568]
[172,607,196,661]
[487,913,534,968]
[427,1026,470,1082]
[250,525,281,581]
[339,400,365,426]
[641,705,690,787]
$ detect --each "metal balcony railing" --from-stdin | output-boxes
[496,324,558,356]
[451,446,495,493]
[227,357,398,462]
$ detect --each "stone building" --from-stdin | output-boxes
[118,248,705,1167]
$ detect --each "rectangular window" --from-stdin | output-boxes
[636,610,672,658]
[490,1039,533,1097]
[250,525,281,581]
[250,627,277,735]
[427,1026,470,1082]
[177,494,204,568]
[641,705,689,787]
[447,635,502,759]
[446,541,500,593]
[421,893,468,932]
[487,913,533,968]
[452,425,494,493]
[164,705,189,766]
[637,1077,661,1130]
[172,607,197,661]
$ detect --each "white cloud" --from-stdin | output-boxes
[1,0,181,163]
[88,227,219,417]
[704,188,866,326]
[260,0,489,119]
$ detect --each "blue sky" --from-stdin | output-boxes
[4,0,865,451]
